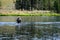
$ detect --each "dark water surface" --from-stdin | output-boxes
[0,16,60,40]
[0,16,60,22]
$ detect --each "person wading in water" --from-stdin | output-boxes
[16,17,22,35]
[16,17,21,24]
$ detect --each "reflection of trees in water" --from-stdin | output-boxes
[0,23,60,40]
[15,22,60,39]
[15,22,36,37]
[55,16,60,22]
[15,22,36,40]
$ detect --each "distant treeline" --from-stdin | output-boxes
[15,0,60,13]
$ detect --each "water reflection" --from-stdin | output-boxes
[0,16,60,40]
[0,16,59,22]
[55,16,60,22]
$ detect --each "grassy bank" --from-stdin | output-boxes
[0,10,60,16]
[0,13,60,16]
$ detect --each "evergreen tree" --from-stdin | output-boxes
[54,1,58,13]
[15,0,60,13]
[58,0,60,13]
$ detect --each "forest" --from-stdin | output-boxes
[15,0,60,13]
[0,0,60,13]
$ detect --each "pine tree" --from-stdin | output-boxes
[54,1,58,13]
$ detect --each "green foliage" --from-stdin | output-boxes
[15,0,52,10]
[0,0,60,13]
[54,1,58,13]
[0,1,1,7]
[58,0,60,13]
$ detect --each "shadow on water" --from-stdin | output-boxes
[0,16,60,40]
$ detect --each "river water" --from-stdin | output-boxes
[0,16,60,22]
[0,16,60,40]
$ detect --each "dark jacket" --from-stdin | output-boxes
[16,18,21,23]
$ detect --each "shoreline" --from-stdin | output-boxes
[0,10,60,16]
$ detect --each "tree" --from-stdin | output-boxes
[0,1,2,9]
[15,0,60,13]
[58,0,60,13]
[15,0,22,10]
[54,1,59,13]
